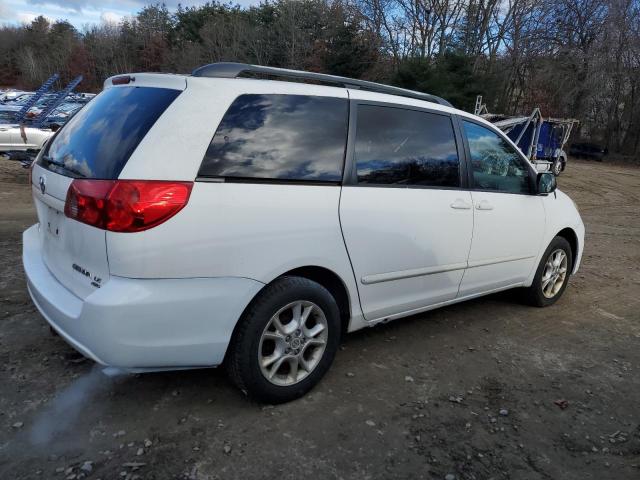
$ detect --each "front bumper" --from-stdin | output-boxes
[23,225,264,369]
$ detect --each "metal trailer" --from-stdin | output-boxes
[474,96,578,176]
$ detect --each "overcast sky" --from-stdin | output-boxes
[0,0,258,28]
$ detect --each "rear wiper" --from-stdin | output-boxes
[41,154,63,167]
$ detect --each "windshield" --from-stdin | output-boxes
[39,86,180,179]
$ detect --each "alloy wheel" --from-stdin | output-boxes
[541,249,568,299]
[258,301,328,386]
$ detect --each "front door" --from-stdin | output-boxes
[340,102,473,321]
[458,119,546,296]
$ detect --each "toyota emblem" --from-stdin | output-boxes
[39,176,46,194]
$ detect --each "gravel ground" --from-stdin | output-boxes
[0,157,639,480]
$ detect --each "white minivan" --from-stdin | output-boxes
[23,63,584,403]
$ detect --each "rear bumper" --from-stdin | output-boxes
[23,224,264,369]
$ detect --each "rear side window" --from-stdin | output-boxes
[39,86,180,179]
[354,105,460,187]
[198,94,348,182]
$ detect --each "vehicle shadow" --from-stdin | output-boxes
[16,287,531,456]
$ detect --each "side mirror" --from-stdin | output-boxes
[537,172,556,195]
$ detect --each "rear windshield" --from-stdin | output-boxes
[39,86,180,179]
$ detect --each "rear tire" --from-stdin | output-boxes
[552,158,563,176]
[226,276,341,403]
[523,236,573,307]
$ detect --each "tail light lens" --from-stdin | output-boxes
[64,180,193,232]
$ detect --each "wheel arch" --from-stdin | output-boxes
[226,265,353,364]
[556,227,578,272]
[275,266,352,336]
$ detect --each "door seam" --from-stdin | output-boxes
[337,185,366,320]
[456,191,475,297]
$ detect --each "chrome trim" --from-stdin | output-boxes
[467,254,535,269]
[361,262,467,285]
[361,254,535,285]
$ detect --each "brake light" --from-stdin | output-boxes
[112,75,134,85]
[64,180,192,232]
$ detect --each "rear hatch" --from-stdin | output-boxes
[32,76,184,299]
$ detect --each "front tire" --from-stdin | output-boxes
[523,236,573,307]
[552,158,563,176]
[226,276,341,403]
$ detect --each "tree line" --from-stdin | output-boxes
[0,0,638,157]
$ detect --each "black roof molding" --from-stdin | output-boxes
[191,62,453,108]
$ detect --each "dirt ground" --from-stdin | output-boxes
[0,157,638,480]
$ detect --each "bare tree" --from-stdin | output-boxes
[0,0,638,156]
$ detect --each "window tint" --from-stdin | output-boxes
[354,105,459,187]
[462,121,532,194]
[40,86,180,179]
[199,94,348,182]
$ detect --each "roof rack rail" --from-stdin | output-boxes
[191,62,453,108]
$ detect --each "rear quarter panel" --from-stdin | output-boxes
[106,183,361,317]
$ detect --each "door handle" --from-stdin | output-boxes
[450,198,472,210]
[475,200,494,211]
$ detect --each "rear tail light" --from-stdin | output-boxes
[64,180,193,232]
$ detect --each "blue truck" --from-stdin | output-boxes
[475,98,578,176]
